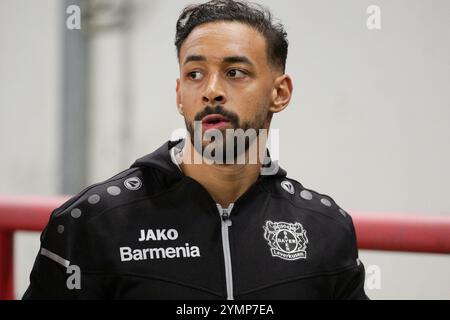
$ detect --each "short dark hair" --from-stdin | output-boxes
[175,0,289,73]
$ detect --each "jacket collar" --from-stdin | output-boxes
[131,139,287,180]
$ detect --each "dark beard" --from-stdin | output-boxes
[185,105,268,164]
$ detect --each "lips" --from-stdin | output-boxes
[201,114,231,131]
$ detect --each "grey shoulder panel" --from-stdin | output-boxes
[272,177,354,227]
[40,167,149,270]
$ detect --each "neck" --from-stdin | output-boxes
[179,139,264,207]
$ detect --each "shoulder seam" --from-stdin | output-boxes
[85,176,188,224]
[260,183,352,231]
[261,177,352,227]
[52,167,142,217]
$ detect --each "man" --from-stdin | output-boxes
[24,0,368,299]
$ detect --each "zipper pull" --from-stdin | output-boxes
[217,203,234,225]
[221,209,230,221]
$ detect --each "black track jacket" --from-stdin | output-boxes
[23,139,368,299]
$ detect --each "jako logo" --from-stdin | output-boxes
[124,177,142,190]
[281,180,295,194]
[138,229,179,242]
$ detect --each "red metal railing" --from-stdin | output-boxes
[1,194,450,300]
[0,195,70,300]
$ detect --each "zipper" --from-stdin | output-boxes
[217,203,234,300]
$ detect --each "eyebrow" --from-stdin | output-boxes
[183,55,255,67]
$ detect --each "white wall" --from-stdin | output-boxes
[1,0,449,299]
[0,0,61,298]
[92,0,449,299]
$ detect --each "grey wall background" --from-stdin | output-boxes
[0,0,449,299]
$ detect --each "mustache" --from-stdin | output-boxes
[194,105,239,126]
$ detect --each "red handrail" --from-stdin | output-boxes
[0,195,70,232]
[1,194,450,300]
[353,212,450,254]
[0,195,70,300]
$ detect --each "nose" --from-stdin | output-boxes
[202,73,226,105]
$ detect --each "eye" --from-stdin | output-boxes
[227,69,248,79]
[187,71,204,80]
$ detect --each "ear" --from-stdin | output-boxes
[269,74,293,114]
[176,78,184,116]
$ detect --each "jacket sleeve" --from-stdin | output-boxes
[333,260,370,300]
[22,205,108,300]
[333,216,370,300]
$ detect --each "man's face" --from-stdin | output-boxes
[176,21,280,159]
